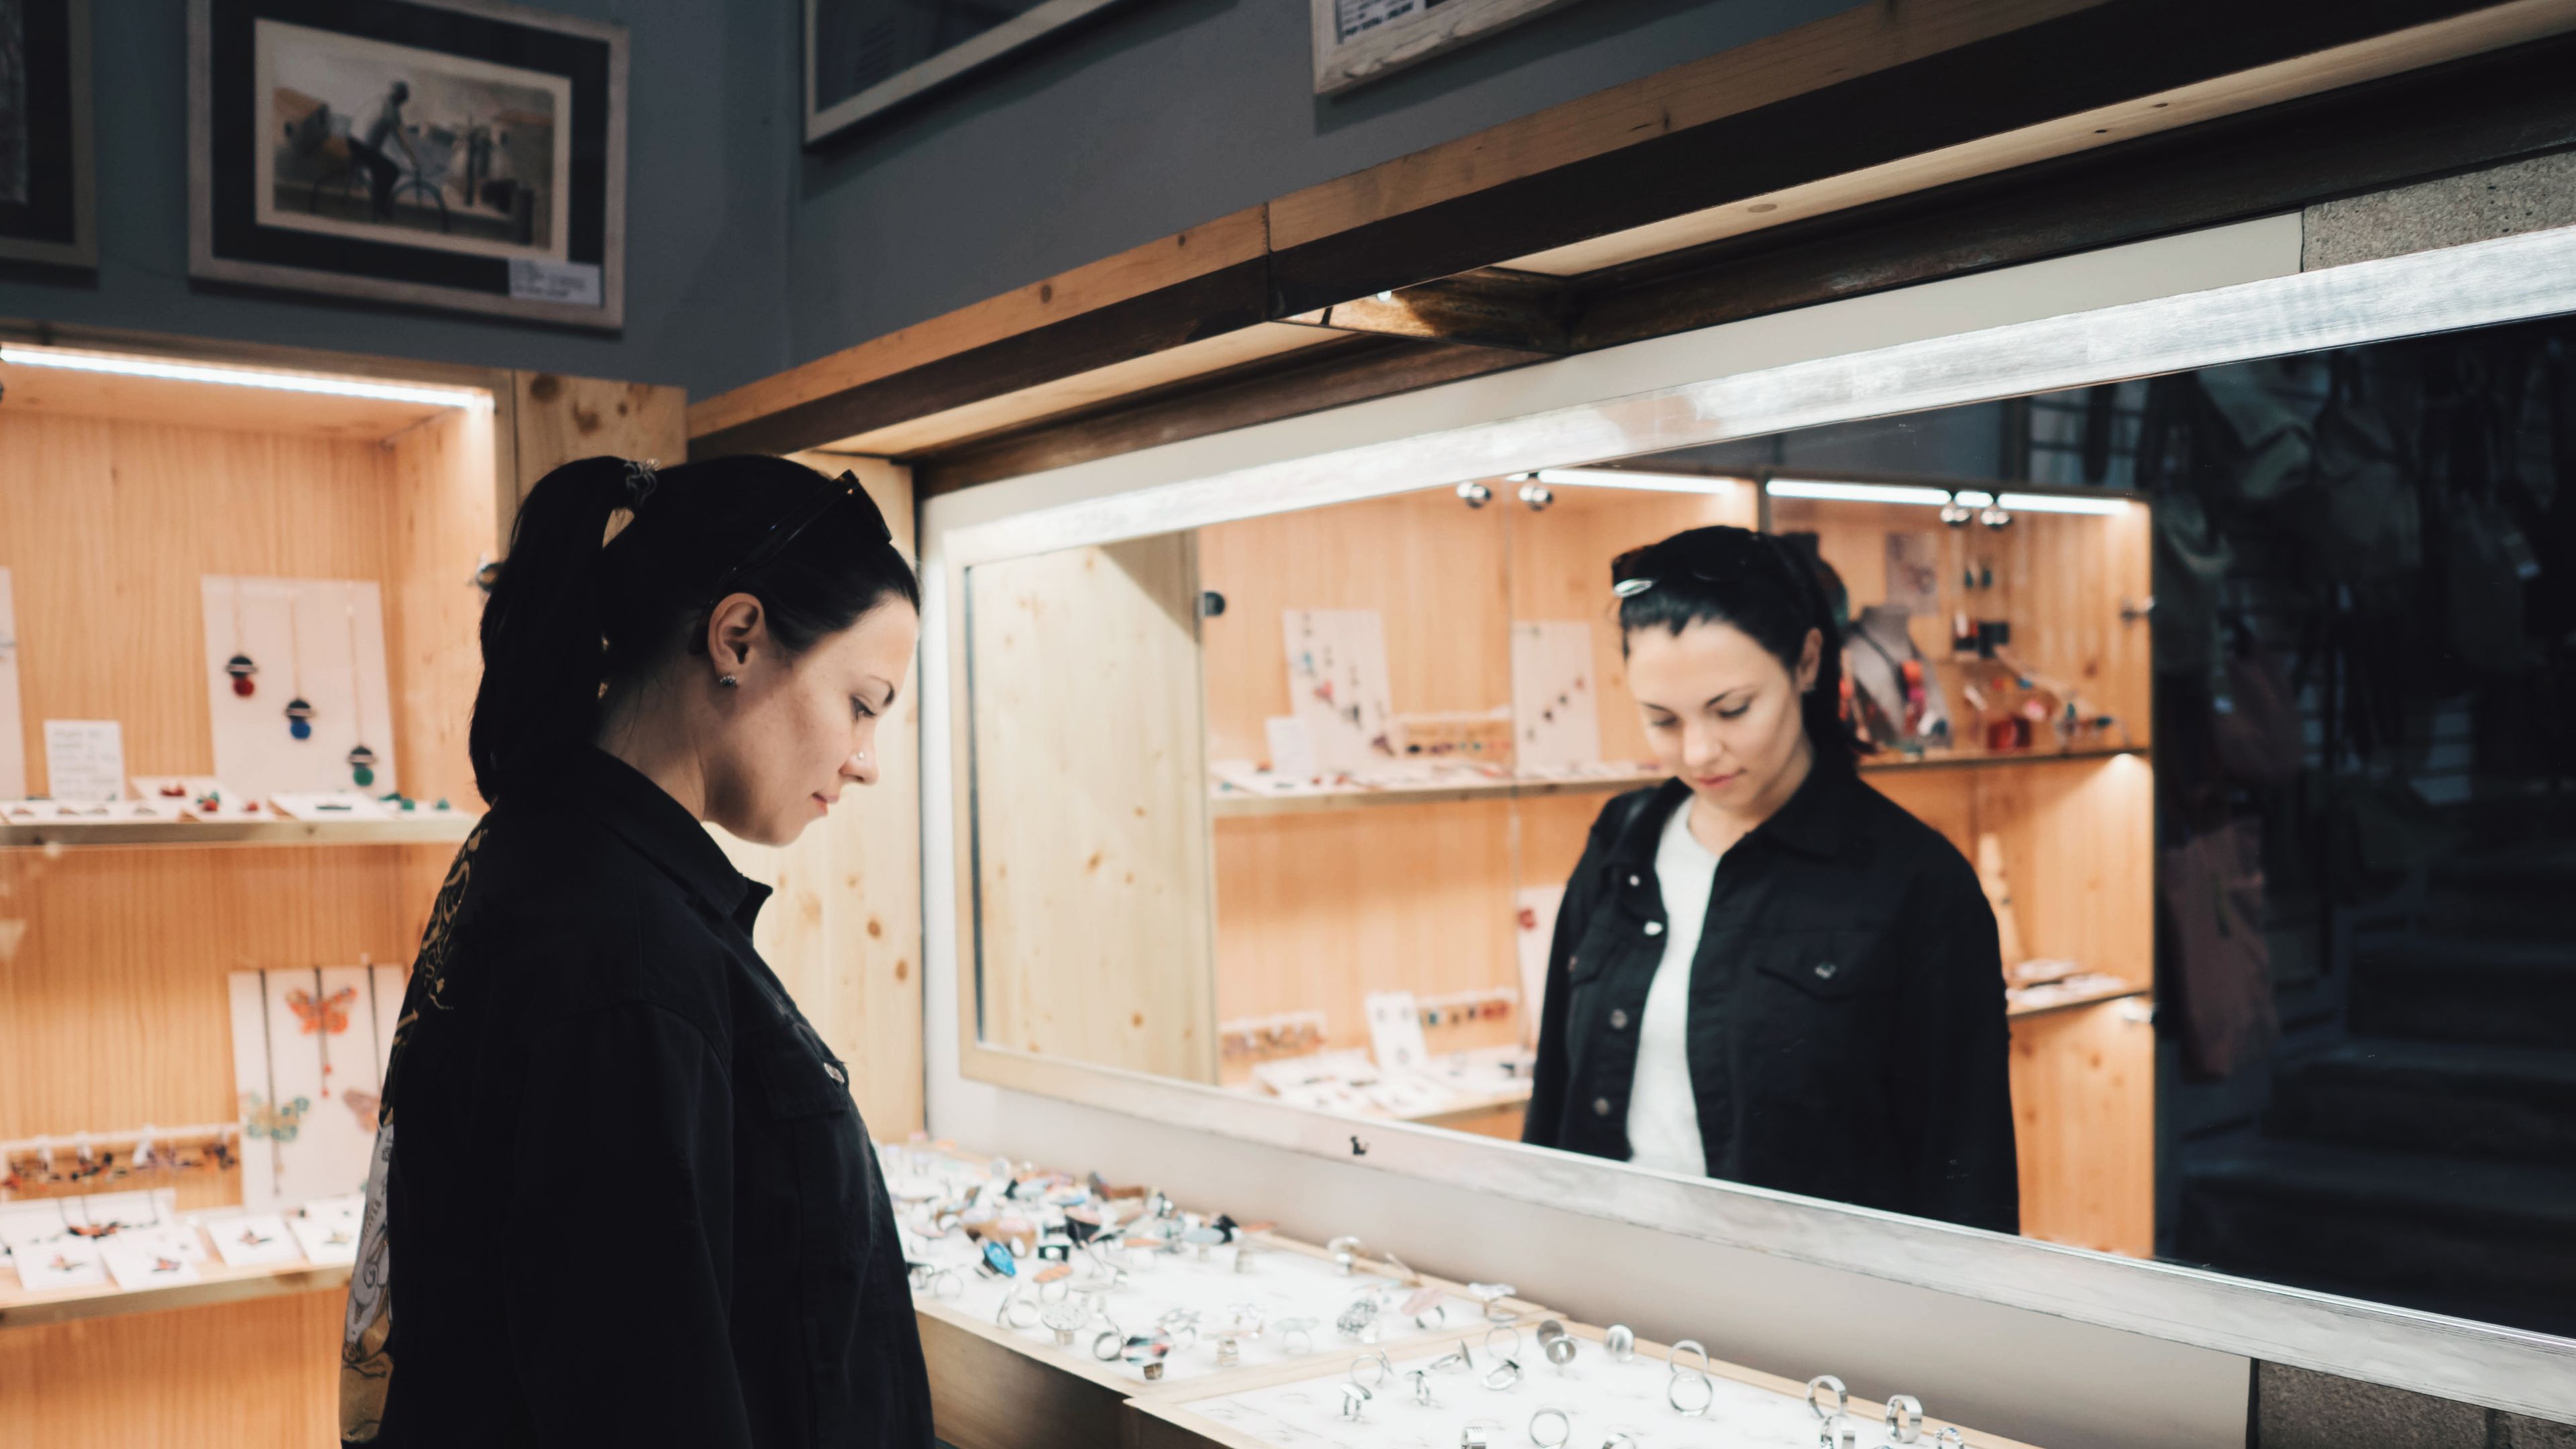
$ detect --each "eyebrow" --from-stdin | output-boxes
[1642,686,1751,714]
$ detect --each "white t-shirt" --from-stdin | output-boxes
[1627,798,1720,1175]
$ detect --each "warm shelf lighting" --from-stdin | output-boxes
[0,344,491,410]
[1531,468,1743,494]
[1764,478,1953,506]
[1995,491,2133,515]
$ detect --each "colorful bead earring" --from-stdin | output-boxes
[283,586,315,740]
[225,577,258,696]
[341,584,376,786]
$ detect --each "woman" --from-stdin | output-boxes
[339,455,931,1447]
[1523,525,2018,1233]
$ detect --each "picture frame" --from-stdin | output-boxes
[804,0,1134,145]
[1311,0,1592,95]
[187,0,627,330]
[0,0,97,269]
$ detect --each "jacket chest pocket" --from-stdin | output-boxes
[1747,928,1896,1046]
[746,1023,867,1265]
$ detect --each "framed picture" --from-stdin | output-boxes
[805,0,1134,144]
[1312,0,1592,94]
[188,0,627,329]
[0,0,97,269]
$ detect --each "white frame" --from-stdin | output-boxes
[1311,0,1593,94]
[920,215,2576,1430]
[186,0,628,331]
[804,0,1134,144]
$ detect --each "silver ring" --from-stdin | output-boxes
[1667,1339,1711,1381]
[1666,1371,1713,1417]
[1806,1375,1849,1421]
[1341,1383,1372,1420]
[1409,1368,1437,1406]
[1885,1395,1925,1444]
[1037,1275,1069,1302]
[1415,1302,1450,1330]
[999,1296,1042,1330]
[1602,1325,1635,1362]
[1932,1429,1964,1447]
[1529,1407,1571,1448]
[1485,1324,1525,1362]
[1431,1346,1476,1375]
[1818,1421,1857,1449]
[1545,1335,1578,1367]
[1092,1329,1123,1361]
[1282,1325,1314,1356]
[1483,1358,1523,1392]
[1534,1319,1568,1346]
[929,1268,963,1299]
[1216,1335,1242,1368]
[1602,1434,1639,1449]
[1351,1352,1392,1390]
[1462,1419,1507,1449]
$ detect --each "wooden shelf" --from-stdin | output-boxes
[0,814,480,849]
[1208,745,2142,817]
[2006,977,2150,1020]
[0,1255,349,1330]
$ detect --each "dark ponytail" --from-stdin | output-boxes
[468,454,918,806]
[1610,525,1860,771]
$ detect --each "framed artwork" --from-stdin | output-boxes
[1312,0,1593,94]
[804,0,1134,144]
[0,0,96,268]
[187,0,627,329]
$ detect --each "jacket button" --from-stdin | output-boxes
[1643,921,1664,937]
[1592,1097,1614,1117]
[1813,961,1839,980]
[1609,1009,1630,1030]
[1627,874,1641,888]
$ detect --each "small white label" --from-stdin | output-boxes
[507,258,603,307]
[42,719,123,803]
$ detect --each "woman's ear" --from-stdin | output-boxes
[707,592,767,678]
[1796,627,1823,693]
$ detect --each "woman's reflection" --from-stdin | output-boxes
[1523,526,2019,1232]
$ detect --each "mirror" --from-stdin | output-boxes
[962,309,2576,1344]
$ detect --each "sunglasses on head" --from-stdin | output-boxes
[702,471,880,608]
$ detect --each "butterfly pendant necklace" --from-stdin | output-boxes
[283,588,315,740]
[224,577,258,696]
[342,585,377,787]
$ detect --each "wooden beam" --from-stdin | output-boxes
[685,207,1268,443]
[1263,0,2547,317]
[1565,30,2576,351]
[908,335,1544,498]
[1283,268,1572,354]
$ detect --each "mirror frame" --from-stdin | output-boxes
[923,215,2576,1420]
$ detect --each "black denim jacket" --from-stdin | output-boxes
[347,748,932,1448]
[1522,766,2020,1234]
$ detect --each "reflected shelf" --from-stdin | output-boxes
[1208,745,2144,817]
[0,815,480,849]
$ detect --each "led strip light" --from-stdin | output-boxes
[0,344,490,411]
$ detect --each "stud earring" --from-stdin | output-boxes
[718,675,739,688]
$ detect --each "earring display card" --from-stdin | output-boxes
[101,1240,206,1291]
[1509,623,1601,775]
[1283,610,1396,774]
[1362,992,1430,1074]
[0,567,23,798]
[208,1213,305,1268]
[229,963,405,1212]
[201,576,397,801]
[288,1205,362,1265]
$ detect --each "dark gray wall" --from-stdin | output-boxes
[1,1,1860,402]
[786,0,1858,383]
[0,0,798,398]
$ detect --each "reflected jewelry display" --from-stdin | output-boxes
[1601,1324,1635,1363]
[1529,1406,1572,1448]
[1884,1394,1925,1444]
[1806,1375,1849,1420]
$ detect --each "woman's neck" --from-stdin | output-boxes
[593,683,710,821]
[1687,732,1815,855]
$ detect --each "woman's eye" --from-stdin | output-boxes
[851,697,877,720]
[1714,704,1750,720]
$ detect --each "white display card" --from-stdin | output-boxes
[41,719,124,803]
[1362,991,1430,1075]
[1283,609,1395,774]
[1265,715,1319,782]
[229,963,406,1212]
[209,1214,305,1268]
[1195,1333,1854,1449]
[1510,622,1602,773]
[289,1209,362,1265]
[201,576,398,801]
[102,1240,205,1291]
[0,567,23,798]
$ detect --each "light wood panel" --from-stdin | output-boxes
[0,351,459,441]
[1772,496,2154,750]
[1507,484,1761,769]
[712,455,926,1137]
[970,535,1217,1083]
[385,403,498,811]
[1196,488,1509,766]
[2008,996,2155,1256]
[1211,800,1521,1081]
[504,371,688,516]
[0,1286,342,1448]
[687,207,1271,443]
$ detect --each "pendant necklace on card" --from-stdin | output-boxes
[283,590,316,740]
[341,585,377,787]
[224,578,259,697]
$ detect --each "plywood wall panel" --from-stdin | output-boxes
[0,1288,341,1449]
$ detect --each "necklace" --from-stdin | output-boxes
[283,586,315,740]
[224,578,258,696]
[342,584,376,786]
